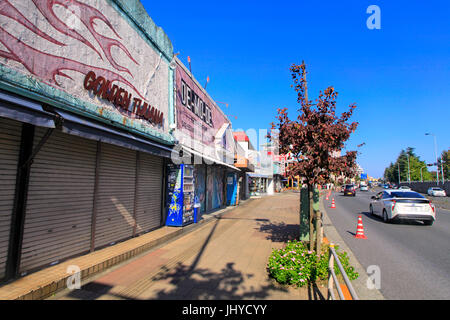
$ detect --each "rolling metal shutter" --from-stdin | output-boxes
[0,118,21,279]
[94,143,136,248]
[20,128,97,274]
[134,152,163,235]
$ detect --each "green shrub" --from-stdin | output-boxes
[267,240,358,287]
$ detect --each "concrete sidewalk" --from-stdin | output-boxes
[51,192,329,300]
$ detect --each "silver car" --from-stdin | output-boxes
[427,187,446,197]
[370,190,436,225]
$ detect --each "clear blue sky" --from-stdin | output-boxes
[141,0,450,178]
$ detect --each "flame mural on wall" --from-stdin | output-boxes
[0,0,143,97]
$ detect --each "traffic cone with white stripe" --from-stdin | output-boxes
[330,198,336,209]
[354,215,367,239]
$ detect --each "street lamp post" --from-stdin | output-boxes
[425,133,439,185]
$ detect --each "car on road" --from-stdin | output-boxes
[382,184,389,189]
[360,185,369,191]
[427,187,446,197]
[343,184,356,196]
[399,186,412,190]
[369,190,436,225]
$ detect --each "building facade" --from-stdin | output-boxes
[169,57,239,224]
[0,0,175,281]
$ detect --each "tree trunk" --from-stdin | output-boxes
[309,185,315,251]
[315,210,322,254]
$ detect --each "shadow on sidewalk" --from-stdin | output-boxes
[257,221,299,242]
[147,262,288,300]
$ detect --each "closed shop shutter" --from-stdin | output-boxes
[20,128,96,274]
[0,118,21,279]
[94,143,136,248]
[134,152,163,235]
[194,165,206,213]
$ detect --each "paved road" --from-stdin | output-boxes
[324,188,450,300]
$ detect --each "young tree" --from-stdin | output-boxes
[439,149,449,180]
[270,62,359,252]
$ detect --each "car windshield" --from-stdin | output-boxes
[432,188,443,191]
[345,185,354,189]
[390,192,425,199]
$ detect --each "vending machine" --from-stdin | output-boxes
[226,172,238,206]
[165,164,196,227]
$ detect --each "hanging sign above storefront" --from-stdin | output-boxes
[83,71,163,125]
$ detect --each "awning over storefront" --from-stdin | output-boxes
[0,90,174,158]
[0,91,55,128]
[247,173,271,178]
[182,146,240,172]
[54,109,173,158]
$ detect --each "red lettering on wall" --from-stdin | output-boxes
[82,71,163,126]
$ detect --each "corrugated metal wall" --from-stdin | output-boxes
[134,153,163,235]
[20,129,97,274]
[94,143,136,248]
[0,118,21,279]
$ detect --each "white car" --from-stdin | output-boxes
[360,185,369,191]
[399,186,411,190]
[369,190,435,225]
[427,187,446,197]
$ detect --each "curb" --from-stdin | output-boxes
[319,194,385,300]
[0,198,255,300]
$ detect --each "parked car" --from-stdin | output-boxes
[360,185,369,191]
[343,184,356,196]
[399,186,412,190]
[427,187,447,197]
[369,190,435,225]
[382,184,389,189]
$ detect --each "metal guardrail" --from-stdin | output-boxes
[327,243,359,300]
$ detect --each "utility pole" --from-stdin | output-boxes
[420,165,426,182]
[398,162,401,184]
[425,133,439,185]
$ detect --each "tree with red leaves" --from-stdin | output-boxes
[270,62,359,251]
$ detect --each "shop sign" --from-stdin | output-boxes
[83,71,163,125]
[180,79,212,127]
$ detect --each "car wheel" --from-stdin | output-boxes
[423,220,434,226]
[383,209,390,223]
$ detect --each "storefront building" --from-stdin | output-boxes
[169,57,239,224]
[0,0,175,281]
[233,131,256,201]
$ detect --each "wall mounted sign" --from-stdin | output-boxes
[180,79,212,127]
[83,71,163,125]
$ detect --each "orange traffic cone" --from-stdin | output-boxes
[326,193,329,200]
[330,198,336,209]
[354,216,367,239]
